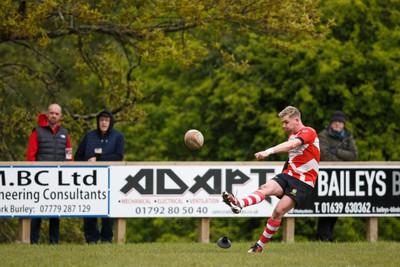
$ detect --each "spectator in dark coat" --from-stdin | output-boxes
[75,110,125,243]
[317,110,358,241]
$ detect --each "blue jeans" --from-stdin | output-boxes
[30,218,60,244]
[84,218,114,244]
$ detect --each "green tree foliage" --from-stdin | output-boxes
[122,1,400,163]
[0,0,325,161]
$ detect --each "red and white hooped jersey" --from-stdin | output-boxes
[283,126,320,187]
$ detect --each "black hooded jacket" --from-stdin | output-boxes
[74,110,125,161]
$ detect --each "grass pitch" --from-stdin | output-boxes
[0,241,399,267]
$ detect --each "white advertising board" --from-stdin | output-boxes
[0,166,109,217]
[3,163,397,218]
[109,165,280,217]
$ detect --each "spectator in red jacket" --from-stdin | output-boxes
[26,103,72,244]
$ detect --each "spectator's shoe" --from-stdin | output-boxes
[222,191,242,214]
[247,243,263,253]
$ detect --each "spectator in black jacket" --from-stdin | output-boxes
[75,110,125,243]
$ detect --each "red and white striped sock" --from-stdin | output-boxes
[257,218,281,247]
[236,190,265,208]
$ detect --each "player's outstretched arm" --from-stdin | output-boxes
[254,138,302,160]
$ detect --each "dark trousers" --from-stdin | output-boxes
[30,218,60,244]
[84,217,114,244]
[317,217,338,242]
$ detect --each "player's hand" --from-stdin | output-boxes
[88,157,97,162]
[254,151,268,160]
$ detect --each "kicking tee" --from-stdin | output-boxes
[283,126,320,187]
